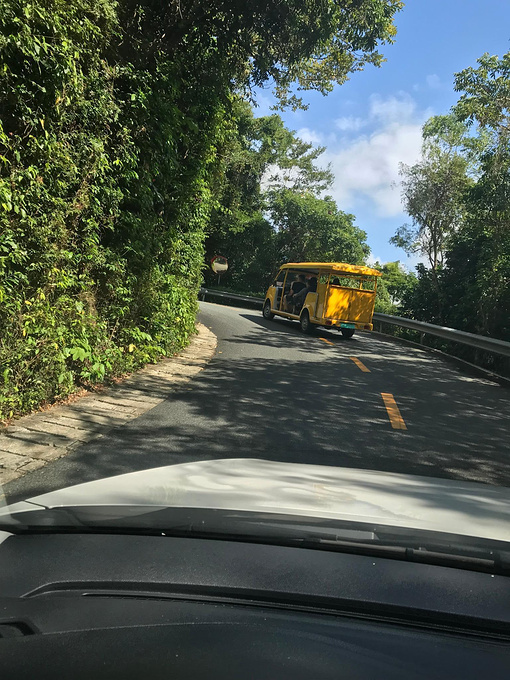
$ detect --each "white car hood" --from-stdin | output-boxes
[3,459,510,543]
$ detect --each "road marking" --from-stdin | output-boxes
[381,393,407,430]
[350,356,370,373]
[319,337,335,345]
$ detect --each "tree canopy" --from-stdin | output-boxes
[203,100,371,294]
[395,50,510,371]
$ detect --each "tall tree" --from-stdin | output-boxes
[207,99,333,241]
[393,52,510,348]
[204,101,336,291]
[270,189,369,265]
[449,52,510,339]
[375,261,415,305]
[391,142,470,271]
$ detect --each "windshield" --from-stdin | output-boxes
[1,1,510,578]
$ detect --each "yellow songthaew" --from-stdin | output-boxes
[262,262,382,337]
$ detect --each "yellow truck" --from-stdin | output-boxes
[262,262,382,337]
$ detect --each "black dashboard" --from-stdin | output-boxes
[0,532,509,679]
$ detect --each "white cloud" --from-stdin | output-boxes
[335,116,365,132]
[413,74,446,93]
[366,253,383,266]
[426,74,442,89]
[319,93,430,217]
[324,124,423,216]
[334,94,417,134]
[368,92,418,124]
[296,127,323,145]
[259,92,431,220]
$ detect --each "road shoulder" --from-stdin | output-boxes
[0,323,217,488]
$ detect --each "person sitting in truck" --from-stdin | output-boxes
[284,274,306,311]
[292,276,317,313]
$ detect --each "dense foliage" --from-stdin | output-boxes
[393,51,510,372]
[0,0,401,420]
[203,101,371,294]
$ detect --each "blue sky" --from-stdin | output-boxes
[254,0,510,268]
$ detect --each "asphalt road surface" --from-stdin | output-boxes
[5,302,510,502]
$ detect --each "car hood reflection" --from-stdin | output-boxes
[2,459,510,543]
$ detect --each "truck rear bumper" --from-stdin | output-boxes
[320,319,373,331]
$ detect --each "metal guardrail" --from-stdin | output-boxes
[373,313,510,358]
[199,288,264,305]
[199,288,510,358]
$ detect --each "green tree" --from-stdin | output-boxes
[391,144,470,271]
[449,51,510,340]
[154,0,403,109]
[454,52,510,133]
[400,264,443,325]
[422,113,488,165]
[391,51,510,350]
[270,189,369,264]
[207,100,333,241]
[204,101,335,291]
[374,261,416,307]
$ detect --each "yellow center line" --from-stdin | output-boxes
[319,337,335,345]
[349,356,370,373]
[381,393,407,430]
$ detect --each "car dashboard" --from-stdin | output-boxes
[0,531,509,679]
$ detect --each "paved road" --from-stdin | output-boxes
[5,302,510,502]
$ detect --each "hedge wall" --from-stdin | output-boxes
[0,0,228,420]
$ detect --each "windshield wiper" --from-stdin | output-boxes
[289,536,509,576]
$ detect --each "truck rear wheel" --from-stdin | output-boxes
[300,310,313,334]
[263,300,274,320]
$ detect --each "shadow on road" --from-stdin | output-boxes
[6,323,510,505]
[230,313,358,348]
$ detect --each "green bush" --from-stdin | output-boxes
[0,0,220,420]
